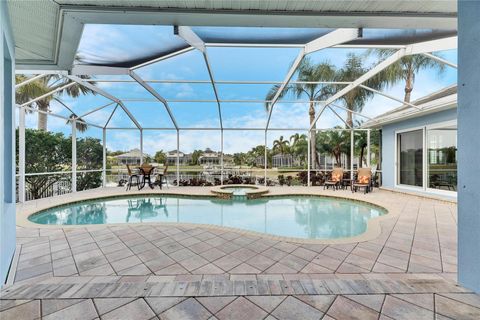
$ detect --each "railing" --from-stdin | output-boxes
[16,169,104,202]
[16,167,383,202]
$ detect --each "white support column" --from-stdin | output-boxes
[140,129,144,164]
[220,130,224,185]
[367,129,371,168]
[102,128,107,187]
[307,130,311,187]
[18,106,26,203]
[350,129,354,179]
[264,131,267,186]
[71,119,77,193]
[176,130,180,186]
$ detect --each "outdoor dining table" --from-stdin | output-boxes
[137,166,157,190]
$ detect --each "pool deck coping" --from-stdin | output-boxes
[16,186,399,245]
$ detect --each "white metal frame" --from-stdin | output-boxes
[14,28,458,202]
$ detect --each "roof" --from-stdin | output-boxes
[7,0,457,70]
[362,85,457,128]
[114,148,149,159]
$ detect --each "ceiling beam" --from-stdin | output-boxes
[175,26,223,129]
[359,85,421,110]
[266,28,361,130]
[422,52,458,68]
[310,48,407,130]
[129,70,179,130]
[71,65,130,75]
[67,75,142,129]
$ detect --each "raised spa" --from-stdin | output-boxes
[28,195,386,240]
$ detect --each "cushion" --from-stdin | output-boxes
[332,173,342,182]
[358,175,369,184]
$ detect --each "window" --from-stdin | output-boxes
[396,122,457,194]
[397,130,423,187]
[427,125,457,191]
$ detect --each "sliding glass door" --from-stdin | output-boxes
[427,125,457,191]
[397,130,423,187]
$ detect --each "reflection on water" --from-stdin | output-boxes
[30,196,385,239]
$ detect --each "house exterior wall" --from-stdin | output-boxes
[0,1,15,285]
[458,0,480,293]
[380,108,457,191]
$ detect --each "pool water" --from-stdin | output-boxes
[221,187,256,196]
[29,195,386,240]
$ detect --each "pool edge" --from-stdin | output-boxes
[16,188,396,245]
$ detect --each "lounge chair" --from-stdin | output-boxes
[324,167,343,190]
[352,167,372,194]
[125,164,140,191]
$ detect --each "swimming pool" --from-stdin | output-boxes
[28,195,386,240]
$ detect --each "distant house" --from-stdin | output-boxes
[114,149,149,166]
[272,154,301,168]
[363,85,457,197]
[199,148,220,165]
[254,156,265,167]
[166,150,191,165]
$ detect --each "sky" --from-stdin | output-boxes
[21,25,457,155]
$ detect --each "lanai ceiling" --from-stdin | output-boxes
[7,0,457,71]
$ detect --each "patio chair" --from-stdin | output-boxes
[324,167,343,190]
[352,167,372,194]
[156,163,169,189]
[125,164,140,191]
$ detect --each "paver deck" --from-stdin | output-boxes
[2,186,478,319]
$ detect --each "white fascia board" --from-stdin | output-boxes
[174,26,205,52]
[305,28,361,54]
[363,94,457,128]
[71,65,130,75]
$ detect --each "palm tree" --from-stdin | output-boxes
[290,133,308,164]
[368,49,446,103]
[15,74,96,131]
[265,57,336,169]
[273,136,290,154]
[336,53,386,128]
[316,129,350,167]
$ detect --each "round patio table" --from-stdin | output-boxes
[137,166,156,190]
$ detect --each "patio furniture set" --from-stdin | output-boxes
[125,163,169,191]
[324,167,374,193]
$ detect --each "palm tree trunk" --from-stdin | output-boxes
[404,71,414,103]
[346,110,353,129]
[309,102,317,170]
[37,101,49,131]
[359,146,365,168]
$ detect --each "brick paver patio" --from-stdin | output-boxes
[2,187,479,319]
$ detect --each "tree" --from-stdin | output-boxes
[265,58,336,169]
[16,129,71,199]
[16,129,104,199]
[368,50,446,103]
[290,133,308,165]
[273,136,290,154]
[316,129,350,167]
[15,74,97,131]
[190,150,203,165]
[154,150,166,164]
[336,53,386,128]
[76,137,103,191]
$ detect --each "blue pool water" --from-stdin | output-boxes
[28,195,386,239]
